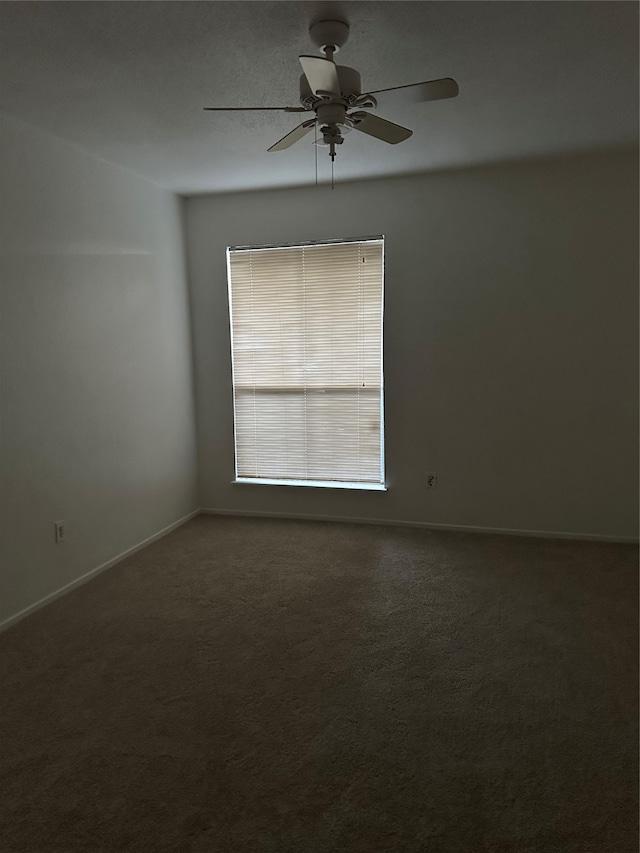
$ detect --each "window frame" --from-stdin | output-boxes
[226,236,386,491]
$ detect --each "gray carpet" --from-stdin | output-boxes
[1,515,637,852]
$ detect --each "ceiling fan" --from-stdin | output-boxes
[203,19,459,162]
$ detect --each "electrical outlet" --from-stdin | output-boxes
[426,472,438,489]
[54,521,66,543]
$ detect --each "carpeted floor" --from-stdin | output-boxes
[0,515,637,852]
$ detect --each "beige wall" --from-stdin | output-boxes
[185,149,639,539]
[0,115,199,625]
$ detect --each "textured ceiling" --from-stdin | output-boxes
[1,1,638,195]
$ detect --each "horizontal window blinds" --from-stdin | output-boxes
[228,239,384,485]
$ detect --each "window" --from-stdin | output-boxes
[227,237,385,489]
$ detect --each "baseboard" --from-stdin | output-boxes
[0,509,200,633]
[200,508,639,544]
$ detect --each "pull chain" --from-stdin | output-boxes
[330,141,335,190]
[314,123,318,187]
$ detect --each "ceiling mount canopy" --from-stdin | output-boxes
[308,19,350,56]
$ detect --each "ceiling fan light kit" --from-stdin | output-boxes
[203,18,459,173]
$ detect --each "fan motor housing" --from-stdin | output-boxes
[316,102,347,127]
[299,65,362,110]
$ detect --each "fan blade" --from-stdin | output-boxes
[203,106,310,112]
[364,77,459,108]
[299,55,340,97]
[268,119,316,152]
[349,111,412,144]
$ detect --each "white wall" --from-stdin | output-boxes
[0,115,199,625]
[185,149,638,540]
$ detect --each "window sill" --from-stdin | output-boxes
[232,478,387,491]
